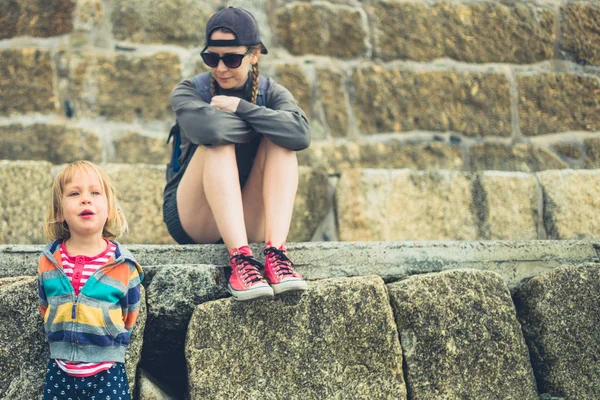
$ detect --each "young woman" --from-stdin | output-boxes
[163,7,310,301]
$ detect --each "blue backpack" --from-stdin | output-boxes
[166,72,269,182]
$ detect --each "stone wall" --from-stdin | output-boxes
[1,0,599,167]
[1,0,600,244]
[2,248,599,399]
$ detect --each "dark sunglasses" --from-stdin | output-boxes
[201,49,253,69]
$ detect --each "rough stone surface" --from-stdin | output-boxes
[111,0,213,46]
[290,167,329,242]
[276,2,369,58]
[0,276,49,399]
[337,169,478,241]
[138,369,178,400]
[114,132,170,164]
[514,263,600,398]
[3,241,600,290]
[370,1,554,63]
[0,161,52,244]
[0,276,146,398]
[352,65,511,136]
[552,141,582,160]
[103,164,173,244]
[71,52,181,122]
[477,172,539,240]
[0,124,102,164]
[518,74,600,136]
[584,137,600,168]
[470,143,567,172]
[317,67,349,137]
[186,276,406,399]
[0,0,76,39]
[537,169,600,240]
[560,3,600,66]
[298,140,464,174]
[389,269,537,400]
[141,264,227,398]
[0,49,55,116]
[73,0,104,32]
[274,63,311,117]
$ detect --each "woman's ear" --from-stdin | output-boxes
[249,49,260,65]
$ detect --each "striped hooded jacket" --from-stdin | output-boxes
[37,240,143,363]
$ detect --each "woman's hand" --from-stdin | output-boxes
[210,96,241,113]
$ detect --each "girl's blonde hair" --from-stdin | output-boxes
[44,161,128,241]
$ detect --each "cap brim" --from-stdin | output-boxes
[260,42,268,54]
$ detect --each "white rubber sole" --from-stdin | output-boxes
[228,283,274,301]
[271,279,308,295]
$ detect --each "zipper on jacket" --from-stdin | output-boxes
[71,303,76,319]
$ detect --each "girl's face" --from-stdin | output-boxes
[207,30,259,90]
[59,168,108,240]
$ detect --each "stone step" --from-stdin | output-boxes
[3,161,600,245]
[3,240,599,288]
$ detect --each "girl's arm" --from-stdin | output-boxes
[37,271,48,317]
[234,80,311,151]
[121,263,142,335]
[171,80,257,146]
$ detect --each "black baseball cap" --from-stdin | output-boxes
[202,7,268,54]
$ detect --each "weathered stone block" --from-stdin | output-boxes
[73,0,104,31]
[514,263,600,398]
[0,124,102,164]
[0,161,52,244]
[298,140,464,175]
[560,3,600,66]
[142,264,227,398]
[519,74,600,135]
[317,67,349,137]
[336,169,478,241]
[352,65,511,136]
[103,164,173,244]
[274,63,311,117]
[72,52,181,122]
[0,49,55,115]
[389,269,537,399]
[289,167,329,242]
[0,276,48,399]
[470,143,567,172]
[0,276,146,398]
[0,0,75,39]
[276,2,369,58]
[552,141,582,160]
[370,1,554,63]
[537,169,600,239]
[111,0,213,46]
[477,171,539,240]
[138,369,178,400]
[114,132,170,164]
[186,276,406,399]
[584,137,600,168]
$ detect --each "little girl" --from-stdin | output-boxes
[38,160,143,400]
[164,7,310,301]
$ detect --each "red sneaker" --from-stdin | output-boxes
[263,242,308,295]
[228,246,274,301]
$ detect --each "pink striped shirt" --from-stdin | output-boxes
[56,240,117,377]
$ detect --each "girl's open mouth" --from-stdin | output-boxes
[79,210,95,218]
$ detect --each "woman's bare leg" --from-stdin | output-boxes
[177,145,248,249]
[242,137,298,247]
